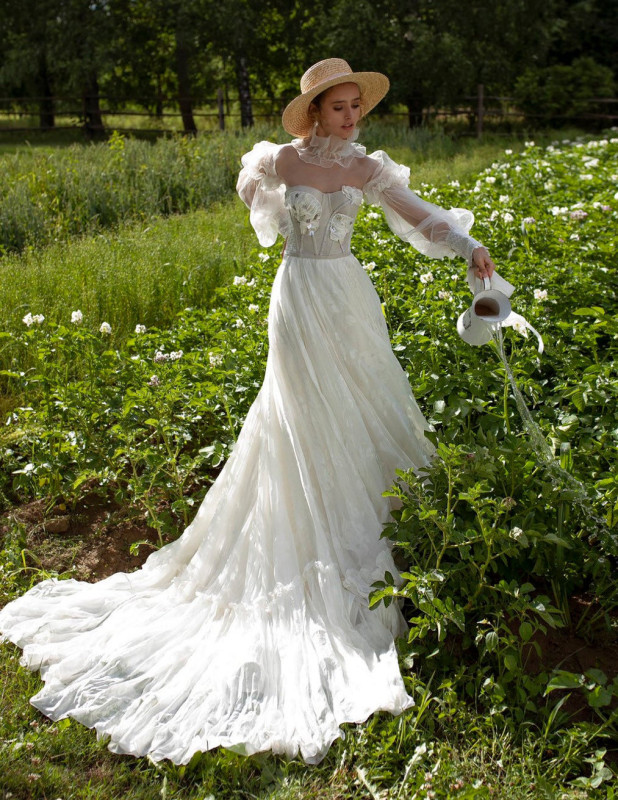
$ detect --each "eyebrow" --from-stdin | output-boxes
[327,96,361,104]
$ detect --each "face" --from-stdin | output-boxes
[312,82,362,139]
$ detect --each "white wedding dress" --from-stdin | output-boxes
[0,130,484,765]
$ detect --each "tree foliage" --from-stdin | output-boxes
[0,0,615,128]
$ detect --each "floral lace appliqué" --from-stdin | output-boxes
[285,190,322,236]
[341,185,363,206]
[329,213,354,242]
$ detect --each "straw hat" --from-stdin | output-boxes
[282,58,390,137]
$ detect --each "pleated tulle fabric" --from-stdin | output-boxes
[0,138,484,765]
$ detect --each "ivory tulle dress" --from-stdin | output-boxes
[0,130,484,765]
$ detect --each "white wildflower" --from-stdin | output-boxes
[525,140,535,147]
[451,274,460,282]
[582,157,599,167]
[485,176,496,184]
[135,324,146,334]
[570,209,588,220]
[22,313,34,326]
[514,165,522,173]
[580,174,593,180]
[533,288,548,301]
[148,375,160,387]
[248,304,259,312]
[257,253,270,262]
[208,352,224,367]
[71,310,83,325]
[366,211,381,220]
[233,275,248,286]
[510,526,524,540]
[449,180,460,187]
[489,210,499,221]
[438,290,453,300]
[499,194,510,203]
[234,318,245,328]
[99,322,112,335]
[419,272,434,285]
[522,216,536,226]
[363,261,377,271]
[570,233,580,240]
[246,278,256,287]
[551,206,569,216]
[504,149,513,155]
[169,350,183,361]
[154,350,170,363]
[513,320,528,337]
[544,180,554,191]
[502,212,515,223]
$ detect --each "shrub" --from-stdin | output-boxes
[514,57,615,121]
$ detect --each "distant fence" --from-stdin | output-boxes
[1,85,617,137]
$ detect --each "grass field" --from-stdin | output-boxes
[0,126,616,799]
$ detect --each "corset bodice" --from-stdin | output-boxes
[283,185,363,259]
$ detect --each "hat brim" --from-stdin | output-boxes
[282,72,390,137]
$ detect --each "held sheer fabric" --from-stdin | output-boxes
[0,134,485,765]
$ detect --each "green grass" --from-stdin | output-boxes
[0,201,255,337]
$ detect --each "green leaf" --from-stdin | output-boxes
[573,306,605,316]
[545,671,582,693]
[588,685,613,708]
[504,653,519,673]
[519,621,533,642]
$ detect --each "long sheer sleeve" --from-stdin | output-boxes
[363,151,485,263]
[236,141,287,247]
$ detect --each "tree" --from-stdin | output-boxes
[0,0,60,129]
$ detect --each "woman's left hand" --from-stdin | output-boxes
[471,246,496,279]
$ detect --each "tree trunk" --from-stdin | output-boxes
[235,55,253,128]
[175,24,197,135]
[37,50,54,130]
[406,93,424,128]
[156,73,163,119]
[83,71,104,138]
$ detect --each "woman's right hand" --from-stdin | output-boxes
[471,246,496,280]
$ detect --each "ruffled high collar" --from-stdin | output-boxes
[291,127,366,168]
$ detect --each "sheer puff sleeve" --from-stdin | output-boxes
[236,141,287,247]
[363,150,485,264]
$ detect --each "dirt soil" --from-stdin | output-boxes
[1,493,163,581]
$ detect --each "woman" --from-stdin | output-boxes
[0,59,495,766]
